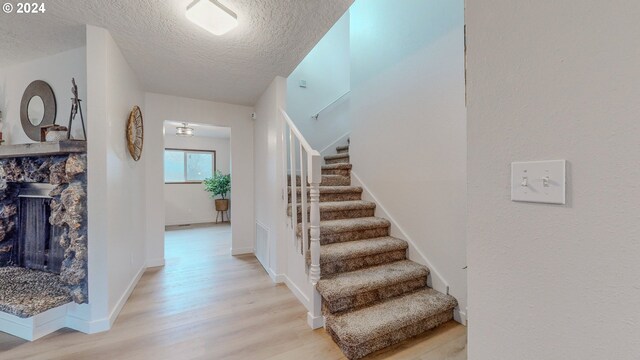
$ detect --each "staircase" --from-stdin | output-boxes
[288,144,458,360]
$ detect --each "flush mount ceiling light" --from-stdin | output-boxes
[186,0,238,36]
[176,122,195,136]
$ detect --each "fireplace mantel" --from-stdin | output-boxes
[0,140,87,159]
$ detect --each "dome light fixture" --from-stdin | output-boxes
[186,0,238,36]
[176,122,195,137]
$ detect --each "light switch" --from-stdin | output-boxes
[511,160,566,204]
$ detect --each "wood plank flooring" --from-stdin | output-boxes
[0,223,466,359]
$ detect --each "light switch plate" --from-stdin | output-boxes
[511,160,566,204]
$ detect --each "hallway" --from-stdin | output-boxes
[0,224,465,359]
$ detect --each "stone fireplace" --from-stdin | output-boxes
[0,146,88,318]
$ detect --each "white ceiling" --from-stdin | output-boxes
[165,121,230,139]
[0,0,353,106]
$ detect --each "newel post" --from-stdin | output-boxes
[307,151,323,329]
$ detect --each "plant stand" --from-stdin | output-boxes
[215,210,230,223]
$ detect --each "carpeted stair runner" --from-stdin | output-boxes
[321,163,352,176]
[324,153,350,164]
[288,174,351,186]
[289,144,457,359]
[288,200,377,222]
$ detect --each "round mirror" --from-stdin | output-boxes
[27,96,45,126]
[20,80,57,141]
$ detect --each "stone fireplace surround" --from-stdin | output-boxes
[0,150,88,318]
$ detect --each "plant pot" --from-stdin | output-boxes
[215,199,229,211]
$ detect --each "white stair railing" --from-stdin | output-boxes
[280,108,323,329]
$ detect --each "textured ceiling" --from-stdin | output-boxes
[165,121,230,138]
[0,0,353,105]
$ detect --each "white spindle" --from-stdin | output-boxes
[307,151,323,328]
[299,145,308,256]
[289,130,298,246]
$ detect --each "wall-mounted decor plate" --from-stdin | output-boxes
[126,105,144,161]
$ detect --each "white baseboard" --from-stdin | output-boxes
[146,257,165,268]
[307,313,325,329]
[283,275,310,309]
[0,263,147,342]
[267,268,285,284]
[66,262,148,334]
[107,263,147,328]
[454,308,467,326]
[65,312,109,334]
[231,247,254,255]
[0,303,68,341]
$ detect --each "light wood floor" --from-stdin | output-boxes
[0,223,467,359]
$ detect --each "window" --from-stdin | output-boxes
[164,149,216,183]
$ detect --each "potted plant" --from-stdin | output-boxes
[204,171,231,212]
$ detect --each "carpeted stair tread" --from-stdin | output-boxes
[320,237,407,264]
[288,174,350,186]
[325,153,349,161]
[324,153,350,165]
[326,288,457,349]
[322,163,352,170]
[288,185,362,195]
[288,200,376,216]
[336,145,349,152]
[317,260,428,301]
[299,217,390,236]
[319,217,390,234]
[322,163,352,176]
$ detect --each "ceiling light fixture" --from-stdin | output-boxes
[176,122,195,136]
[186,0,238,36]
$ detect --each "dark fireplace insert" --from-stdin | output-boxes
[15,183,64,274]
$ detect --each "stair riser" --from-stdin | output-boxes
[321,250,407,276]
[325,157,350,165]
[287,176,350,186]
[337,149,349,154]
[289,192,362,203]
[326,310,453,360]
[292,208,376,223]
[322,168,351,176]
[319,227,389,245]
[322,276,428,315]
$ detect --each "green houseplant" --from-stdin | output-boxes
[204,171,231,212]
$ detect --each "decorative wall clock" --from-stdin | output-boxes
[126,105,144,161]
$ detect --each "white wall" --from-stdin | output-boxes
[466,1,640,359]
[0,47,87,144]
[286,12,350,152]
[164,134,231,226]
[81,25,147,330]
[349,0,467,319]
[145,93,254,263]
[254,76,287,277]
[254,75,315,311]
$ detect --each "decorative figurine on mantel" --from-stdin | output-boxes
[41,78,88,142]
[67,78,87,140]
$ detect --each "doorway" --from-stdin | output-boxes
[162,121,232,257]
